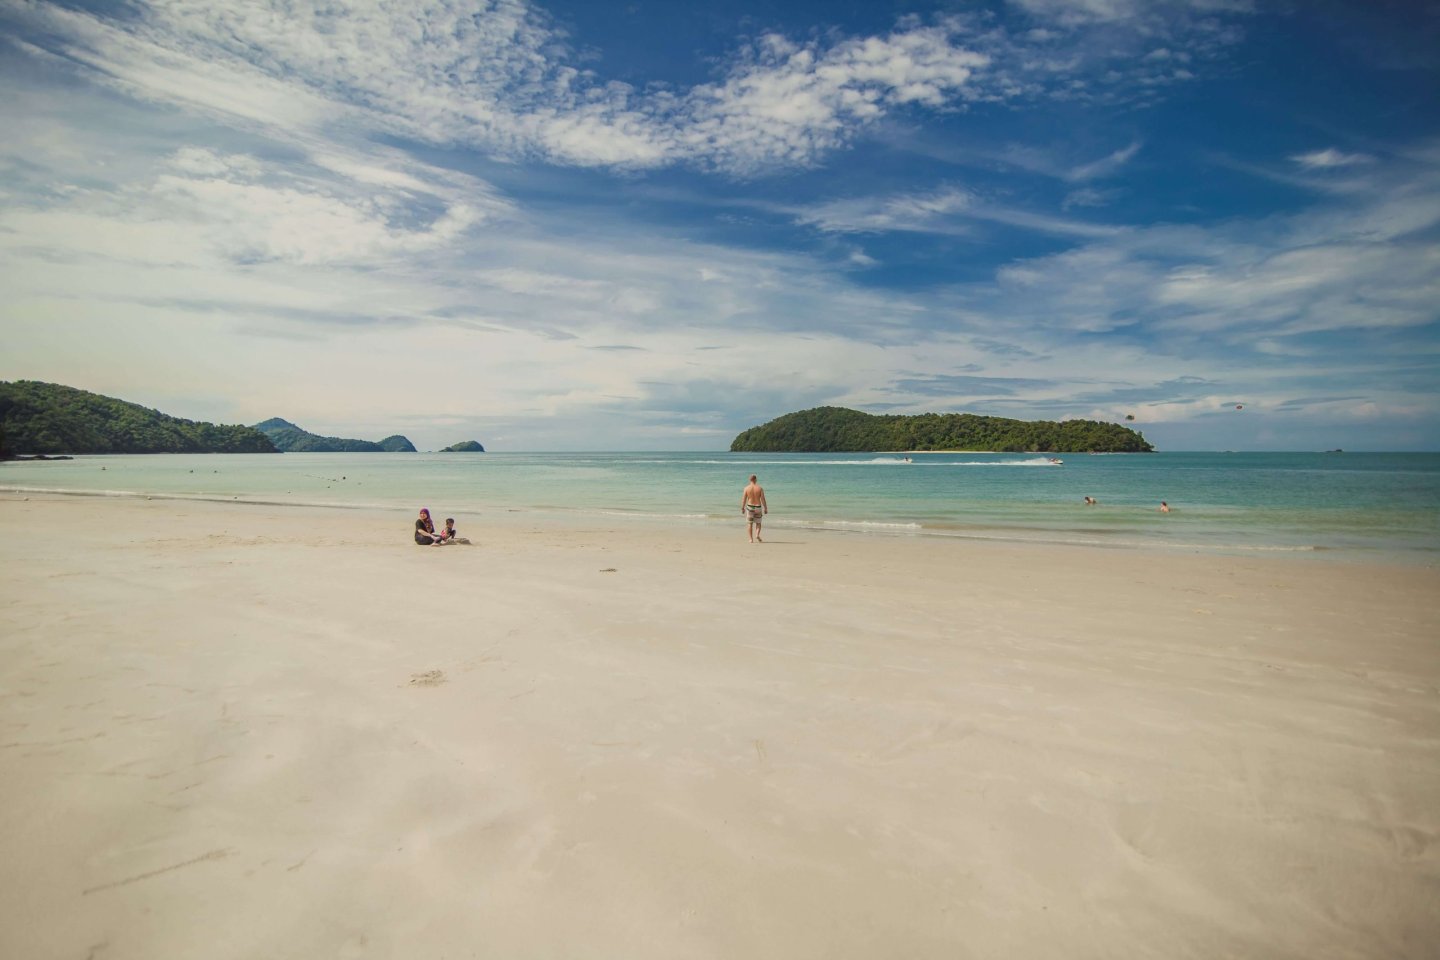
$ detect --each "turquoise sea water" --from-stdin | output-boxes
[4,451,1438,563]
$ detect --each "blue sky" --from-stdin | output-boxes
[1,0,1436,451]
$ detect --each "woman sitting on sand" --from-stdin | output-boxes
[415,508,442,546]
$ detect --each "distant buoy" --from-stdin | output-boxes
[1235,404,1244,410]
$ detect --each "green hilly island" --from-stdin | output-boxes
[0,381,276,456]
[439,441,486,452]
[730,407,1152,453]
[253,418,417,453]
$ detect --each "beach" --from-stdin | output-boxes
[2,494,1438,959]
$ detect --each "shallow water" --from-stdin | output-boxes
[4,451,1437,562]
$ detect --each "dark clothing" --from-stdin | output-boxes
[415,517,437,544]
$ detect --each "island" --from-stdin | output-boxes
[439,441,486,452]
[0,381,277,456]
[254,418,417,453]
[730,406,1153,453]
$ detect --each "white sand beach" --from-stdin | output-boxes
[2,494,1437,959]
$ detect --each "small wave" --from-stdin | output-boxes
[939,458,1064,468]
[734,457,1063,467]
[778,518,923,531]
[753,458,919,466]
[916,528,1323,552]
[0,485,395,512]
[593,509,710,520]
[1,485,146,498]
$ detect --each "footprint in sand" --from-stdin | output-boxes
[409,670,445,687]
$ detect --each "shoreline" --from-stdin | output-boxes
[2,485,1432,567]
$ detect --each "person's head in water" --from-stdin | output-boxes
[749,475,757,483]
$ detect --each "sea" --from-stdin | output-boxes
[3,451,1438,564]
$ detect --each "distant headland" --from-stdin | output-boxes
[253,418,416,453]
[730,406,1153,453]
[439,441,486,452]
[0,380,450,457]
[1,381,276,457]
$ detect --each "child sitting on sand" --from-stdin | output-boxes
[440,518,471,545]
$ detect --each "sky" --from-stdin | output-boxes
[1,0,1437,451]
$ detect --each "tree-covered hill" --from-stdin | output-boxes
[439,441,486,452]
[253,418,416,452]
[378,435,418,452]
[730,406,1153,453]
[0,381,277,456]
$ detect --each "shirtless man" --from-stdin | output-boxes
[741,474,768,543]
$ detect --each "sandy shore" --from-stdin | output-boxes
[1,495,1437,959]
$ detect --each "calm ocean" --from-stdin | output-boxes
[4,451,1438,563]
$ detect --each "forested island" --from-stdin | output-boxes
[253,418,417,453]
[0,381,276,456]
[439,441,486,452]
[730,407,1153,453]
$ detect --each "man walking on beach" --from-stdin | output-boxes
[742,474,768,543]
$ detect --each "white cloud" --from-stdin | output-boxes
[791,185,1122,239]
[1151,244,1440,335]
[794,188,974,234]
[1067,141,1141,180]
[2,0,1253,174]
[1062,186,1117,209]
[676,28,990,171]
[971,141,1141,183]
[970,204,1125,238]
[979,153,1440,351]
[6,145,498,268]
[1010,0,1254,27]
[1292,148,1376,169]
[3,1,993,174]
[1010,0,1152,25]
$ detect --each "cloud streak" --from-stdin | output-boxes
[2,0,1255,174]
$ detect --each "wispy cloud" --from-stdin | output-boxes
[1,1,1254,174]
[1008,0,1255,29]
[1062,186,1119,209]
[1066,141,1141,181]
[791,186,1121,238]
[912,139,1143,186]
[982,148,1440,353]
[1291,148,1376,169]
[0,141,508,269]
[2,2,994,174]
[792,188,975,234]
